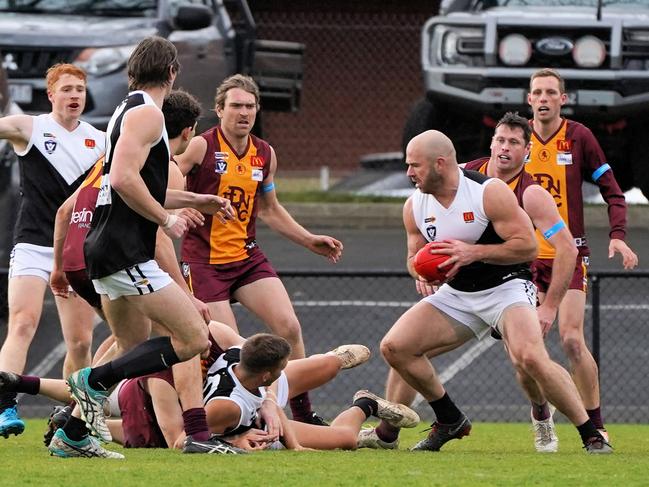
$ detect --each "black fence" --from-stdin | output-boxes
[0,269,647,424]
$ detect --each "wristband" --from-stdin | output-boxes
[162,213,178,229]
[262,182,275,193]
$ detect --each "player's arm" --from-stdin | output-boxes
[523,185,577,334]
[258,146,343,263]
[109,106,173,227]
[207,321,245,350]
[146,377,186,449]
[205,399,243,435]
[402,196,437,296]
[174,134,207,176]
[49,188,81,298]
[0,114,32,152]
[581,128,638,269]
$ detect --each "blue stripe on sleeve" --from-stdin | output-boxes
[592,163,611,182]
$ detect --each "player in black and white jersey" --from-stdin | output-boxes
[376,130,611,454]
[49,37,235,459]
[0,64,104,439]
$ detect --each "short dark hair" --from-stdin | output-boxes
[127,36,180,90]
[240,334,291,374]
[495,111,531,145]
[214,74,260,110]
[530,68,565,94]
[162,90,201,138]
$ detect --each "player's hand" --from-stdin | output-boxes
[258,400,282,440]
[50,268,70,298]
[309,235,343,263]
[177,207,205,229]
[161,213,188,239]
[430,239,475,280]
[609,238,638,269]
[536,302,557,337]
[415,276,438,296]
[228,429,275,451]
[191,295,211,324]
[193,194,235,223]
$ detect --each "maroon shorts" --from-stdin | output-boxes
[181,249,278,303]
[531,255,589,294]
[118,369,174,448]
[65,269,102,309]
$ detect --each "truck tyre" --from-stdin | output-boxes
[402,98,436,156]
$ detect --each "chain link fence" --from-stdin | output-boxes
[1,269,646,423]
[251,3,435,173]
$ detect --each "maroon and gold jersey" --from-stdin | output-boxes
[526,119,626,259]
[182,127,272,265]
[61,156,103,272]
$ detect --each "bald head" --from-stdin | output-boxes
[406,130,456,164]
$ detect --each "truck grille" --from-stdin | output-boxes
[496,27,610,69]
[0,46,77,79]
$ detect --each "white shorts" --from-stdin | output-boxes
[423,278,537,339]
[92,260,173,300]
[276,372,289,409]
[8,243,54,281]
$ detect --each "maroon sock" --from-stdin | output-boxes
[182,408,210,441]
[531,401,551,421]
[290,392,313,420]
[587,407,604,429]
[375,420,400,443]
[17,375,40,395]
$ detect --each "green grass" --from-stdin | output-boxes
[1,421,648,486]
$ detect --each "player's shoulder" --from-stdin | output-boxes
[565,118,595,139]
[464,157,489,172]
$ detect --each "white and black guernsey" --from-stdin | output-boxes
[13,114,104,247]
[203,347,273,437]
[84,91,170,279]
[412,168,531,292]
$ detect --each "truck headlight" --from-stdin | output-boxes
[433,25,485,67]
[74,45,137,76]
[572,35,606,68]
[498,34,531,66]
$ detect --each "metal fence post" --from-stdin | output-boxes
[590,273,601,369]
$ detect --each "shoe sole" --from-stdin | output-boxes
[353,390,420,428]
[329,345,371,369]
[0,424,25,438]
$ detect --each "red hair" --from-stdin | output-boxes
[46,63,87,92]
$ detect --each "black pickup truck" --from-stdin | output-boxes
[405,0,649,197]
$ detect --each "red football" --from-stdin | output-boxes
[413,243,451,282]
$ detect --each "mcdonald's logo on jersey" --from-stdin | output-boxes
[463,212,475,223]
[557,139,572,152]
[85,138,96,148]
[250,156,264,167]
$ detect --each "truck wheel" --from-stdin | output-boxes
[402,98,436,156]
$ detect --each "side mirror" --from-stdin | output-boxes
[174,4,213,31]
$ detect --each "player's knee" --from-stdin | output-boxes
[380,337,404,366]
[271,317,302,346]
[561,336,587,363]
[178,327,209,360]
[517,350,545,377]
[64,336,92,359]
[7,315,39,341]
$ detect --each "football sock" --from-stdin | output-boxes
[62,415,89,441]
[290,391,313,421]
[376,420,400,443]
[586,407,604,429]
[183,408,210,442]
[576,419,600,443]
[88,336,180,391]
[531,401,551,421]
[429,392,462,424]
[0,392,17,411]
[352,397,378,419]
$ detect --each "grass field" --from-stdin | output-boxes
[1,420,648,486]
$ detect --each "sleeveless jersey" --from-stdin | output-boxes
[203,347,278,437]
[465,157,545,253]
[526,118,627,259]
[84,91,170,279]
[13,113,104,247]
[411,168,531,292]
[182,126,272,265]
[62,156,103,272]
